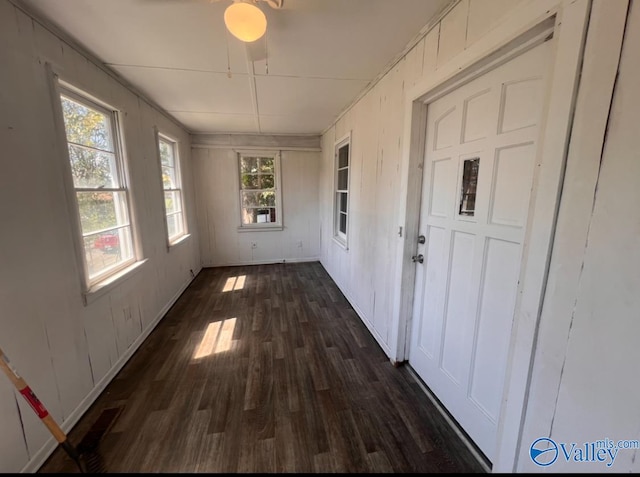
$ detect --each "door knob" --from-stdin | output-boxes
[418,235,426,244]
[412,254,424,264]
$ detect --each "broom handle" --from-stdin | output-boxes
[0,347,68,444]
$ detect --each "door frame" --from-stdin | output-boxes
[389,0,591,472]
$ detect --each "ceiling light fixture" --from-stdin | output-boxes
[224,1,267,43]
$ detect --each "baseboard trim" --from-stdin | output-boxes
[21,269,201,473]
[317,260,392,358]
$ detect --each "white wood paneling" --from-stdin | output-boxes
[466,0,525,46]
[437,0,469,68]
[0,382,28,472]
[404,36,425,89]
[192,133,321,151]
[546,19,640,464]
[518,0,637,471]
[0,1,201,471]
[259,115,334,136]
[422,24,440,78]
[193,148,320,267]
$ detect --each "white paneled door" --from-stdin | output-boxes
[409,40,552,462]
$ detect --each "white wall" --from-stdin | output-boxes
[319,0,526,355]
[193,147,320,266]
[0,0,200,472]
[518,0,640,471]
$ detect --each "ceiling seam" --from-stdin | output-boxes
[105,63,372,82]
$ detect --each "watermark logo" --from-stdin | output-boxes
[530,437,558,466]
[530,437,640,468]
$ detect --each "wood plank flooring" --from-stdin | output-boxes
[38,262,486,473]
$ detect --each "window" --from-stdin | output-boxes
[459,157,479,217]
[157,134,186,244]
[59,87,136,287]
[334,134,351,246]
[237,152,282,230]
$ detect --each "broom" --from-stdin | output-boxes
[0,347,115,473]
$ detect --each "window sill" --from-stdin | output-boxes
[332,236,349,251]
[237,225,284,233]
[83,259,148,306]
[168,233,191,251]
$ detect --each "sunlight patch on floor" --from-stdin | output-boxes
[193,318,237,359]
[223,275,246,292]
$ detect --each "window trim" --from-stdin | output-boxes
[50,70,142,302]
[333,132,351,249]
[154,128,188,248]
[236,150,283,232]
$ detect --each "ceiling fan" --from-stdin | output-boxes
[143,0,284,75]
[209,0,284,42]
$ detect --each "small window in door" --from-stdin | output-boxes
[459,158,479,216]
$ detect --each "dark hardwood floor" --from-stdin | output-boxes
[38,262,486,473]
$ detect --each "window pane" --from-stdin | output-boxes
[159,140,175,168]
[459,158,480,216]
[241,174,259,190]
[242,207,257,224]
[162,165,177,189]
[256,208,274,223]
[164,190,182,215]
[242,191,260,207]
[242,207,276,225]
[242,191,275,207]
[338,144,349,168]
[259,157,274,173]
[167,212,184,239]
[259,174,274,189]
[68,144,117,188]
[240,157,258,173]
[339,192,348,213]
[77,191,129,235]
[260,191,276,207]
[338,168,349,190]
[339,212,347,234]
[61,96,113,152]
[83,226,133,279]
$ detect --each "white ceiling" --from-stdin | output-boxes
[21,0,450,135]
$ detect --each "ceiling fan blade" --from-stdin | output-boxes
[262,0,283,9]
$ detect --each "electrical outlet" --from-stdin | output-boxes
[251,242,257,249]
